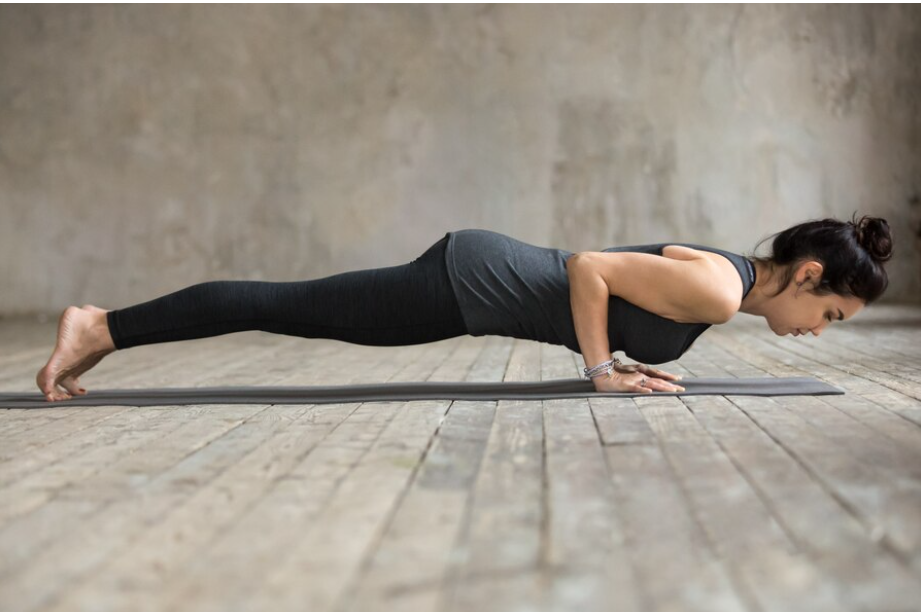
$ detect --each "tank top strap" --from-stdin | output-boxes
[742,257,756,296]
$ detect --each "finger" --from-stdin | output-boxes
[645,366,682,381]
[653,378,685,392]
[645,379,685,393]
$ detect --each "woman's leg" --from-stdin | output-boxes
[38,234,467,400]
[106,234,467,349]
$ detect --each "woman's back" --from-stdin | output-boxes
[444,228,756,364]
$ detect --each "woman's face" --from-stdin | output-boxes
[766,260,865,337]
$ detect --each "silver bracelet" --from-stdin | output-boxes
[584,357,621,380]
[583,357,644,380]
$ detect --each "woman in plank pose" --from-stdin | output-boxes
[36,213,890,401]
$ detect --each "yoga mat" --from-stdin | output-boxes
[0,377,843,408]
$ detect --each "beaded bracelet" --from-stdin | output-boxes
[583,357,643,380]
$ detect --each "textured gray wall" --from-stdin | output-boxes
[1,4,919,317]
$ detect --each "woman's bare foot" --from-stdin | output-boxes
[36,305,117,402]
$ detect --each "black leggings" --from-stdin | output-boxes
[105,234,469,350]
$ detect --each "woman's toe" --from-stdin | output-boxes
[36,367,58,398]
[61,377,86,396]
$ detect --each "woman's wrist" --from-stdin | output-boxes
[583,356,619,380]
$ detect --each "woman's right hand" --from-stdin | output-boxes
[591,371,685,394]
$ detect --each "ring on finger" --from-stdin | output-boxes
[639,377,647,387]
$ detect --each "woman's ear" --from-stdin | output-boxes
[809,261,826,286]
[797,260,824,286]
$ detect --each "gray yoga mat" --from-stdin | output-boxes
[0,376,843,408]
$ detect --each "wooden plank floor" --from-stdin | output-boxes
[2,303,921,612]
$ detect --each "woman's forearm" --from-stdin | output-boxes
[566,254,613,371]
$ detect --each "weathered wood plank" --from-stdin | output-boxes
[0,338,338,524]
[0,330,298,441]
[41,340,466,612]
[720,311,921,406]
[0,338,206,437]
[604,441,750,612]
[709,323,921,433]
[641,390,856,611]
[684,391,921,610]
[728,392,921,573]
[0,305,918,612]
[0,338,389,611]
[572,351,660,446]
[0,347,56,384]
[145,337,480,612]
[538,344,641,612]
[776,304,921,363]
[0,336,300,463]
[702,325,921,575]
[227,350,477,611]
[438,338,546,612]
[331,341,501,612]
[706,324,921,491]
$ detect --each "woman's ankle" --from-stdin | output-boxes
[94,309,117,353]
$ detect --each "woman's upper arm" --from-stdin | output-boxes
[566,251,736,324]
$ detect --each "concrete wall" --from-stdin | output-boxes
[1,4,919,317]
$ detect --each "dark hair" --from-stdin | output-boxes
[744,212,892,304]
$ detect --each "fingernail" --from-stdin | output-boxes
[675,375,683,380]
[79,388,86,393]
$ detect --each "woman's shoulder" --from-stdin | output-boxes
[662,243,752,310]
[605,241,749,315]
[661,244,713,261]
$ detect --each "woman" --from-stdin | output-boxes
[36,214,891,402]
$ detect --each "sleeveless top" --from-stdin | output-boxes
[443,228,756,365]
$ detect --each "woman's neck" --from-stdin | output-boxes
[738,260,772,318]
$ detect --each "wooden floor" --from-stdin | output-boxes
[2,304,921,612]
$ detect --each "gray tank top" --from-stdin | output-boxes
[444,229,756,365]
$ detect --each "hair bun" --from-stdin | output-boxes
[851,214,893,263]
